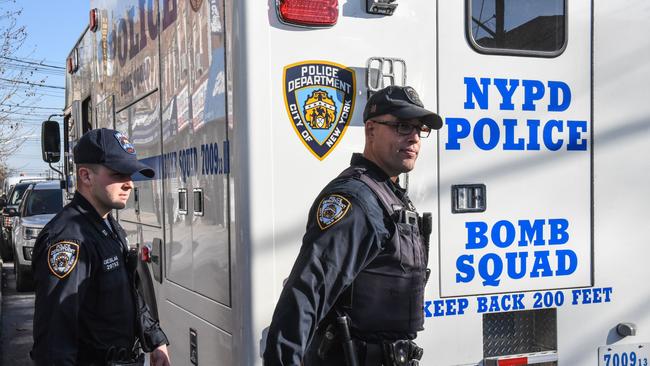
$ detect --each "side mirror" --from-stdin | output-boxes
[0,197,6,208]
[42,120,61,163]
[5,207,18,216]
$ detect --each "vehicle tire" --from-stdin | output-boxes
[15,264,34,292]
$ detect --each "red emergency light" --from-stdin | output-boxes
[89,8,99,32]
[277,0,338,27]
[141,244,151,263]
[67,49,79,74]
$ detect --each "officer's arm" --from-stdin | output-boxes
[134,282,169,352]
[32,235,92,366]
[263,194,386,366]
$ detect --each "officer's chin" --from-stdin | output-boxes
[112,201,127,210]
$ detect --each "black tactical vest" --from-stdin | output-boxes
[334,166,428,335]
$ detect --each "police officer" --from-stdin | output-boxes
[263,86,443,366]
[31,128,171,366]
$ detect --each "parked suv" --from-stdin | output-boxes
[0,180,44,261]
[13,181,65,291]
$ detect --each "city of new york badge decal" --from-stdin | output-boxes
[283,61,356,160]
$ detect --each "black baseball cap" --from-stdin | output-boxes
[363,86,443,130]
[73,128,155,178]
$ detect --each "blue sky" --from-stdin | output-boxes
[6,0,88,176]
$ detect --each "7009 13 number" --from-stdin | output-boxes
[603,351,648,366]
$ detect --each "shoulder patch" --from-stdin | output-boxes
[47,241,80,279]
[317,194,351,230]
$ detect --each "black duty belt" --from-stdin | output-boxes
[316,316,424,366]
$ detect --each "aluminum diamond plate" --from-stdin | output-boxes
[483,309,557,358]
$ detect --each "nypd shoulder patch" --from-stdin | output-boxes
[317,194,351,230]
[48,241,80,279]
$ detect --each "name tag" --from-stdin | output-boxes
[102,255,120,272]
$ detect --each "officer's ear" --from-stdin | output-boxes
[77,164,96,187]
[365,120,376,140]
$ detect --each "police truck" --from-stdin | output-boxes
[54,0,650,364]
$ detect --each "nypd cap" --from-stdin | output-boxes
[73,128,155,178]
[363,86,443,130]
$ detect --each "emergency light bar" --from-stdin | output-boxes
[277,0,338,27]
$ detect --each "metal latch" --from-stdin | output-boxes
[366,57,406,95]
[452,184,486,213]
[366,0,398,15]
[190,328,198,365]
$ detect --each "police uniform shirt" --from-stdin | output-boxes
[31,191,165,365]
[263,153,420,366]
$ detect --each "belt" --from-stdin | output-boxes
[356,339,424,366]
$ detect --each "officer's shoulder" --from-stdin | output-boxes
[321,177,383,216]
[40,204,89,247]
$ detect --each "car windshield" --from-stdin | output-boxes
[8,184,31,206]
[24,189,63,216]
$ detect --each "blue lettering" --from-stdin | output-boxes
[518,219,546,246]
[548,218,569,244]
[503,119,525,150]
[567,120,588,151]
[548,80,571,112]
[526,119,541,150]
[512,293,525,309]
[491,220,516,248]
[445,299,457,315]
[445,117,471,150]
[522,79,545,111]
[530,250,552,278]
[477,296,488,313]
[474,118,500,150]
[465,222,488,249]
[458,298,469,314]
[455,255,474,283]
[423,301,433,317]
[464,77,490,110]
[478,253,503,286]
[505,251,527,279]
[555,249,577,275]
[494,78,519,110]
[543,119,564,151]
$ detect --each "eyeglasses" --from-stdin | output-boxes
[370,120,432,138]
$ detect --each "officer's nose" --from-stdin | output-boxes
[406,127,421,143]
[122,180,133,190]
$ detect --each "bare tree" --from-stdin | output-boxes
[0,0,46,174]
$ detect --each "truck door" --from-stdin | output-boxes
[437,0,592,297]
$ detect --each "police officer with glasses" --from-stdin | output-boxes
[263,85,443,366]
[31,128,171,366]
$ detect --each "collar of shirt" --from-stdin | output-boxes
[72,191,127,249]
[350,153,413,208]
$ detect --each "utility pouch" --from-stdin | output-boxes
[381,340,423,366]
[125,247,139,275]
[317,323,338,360]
